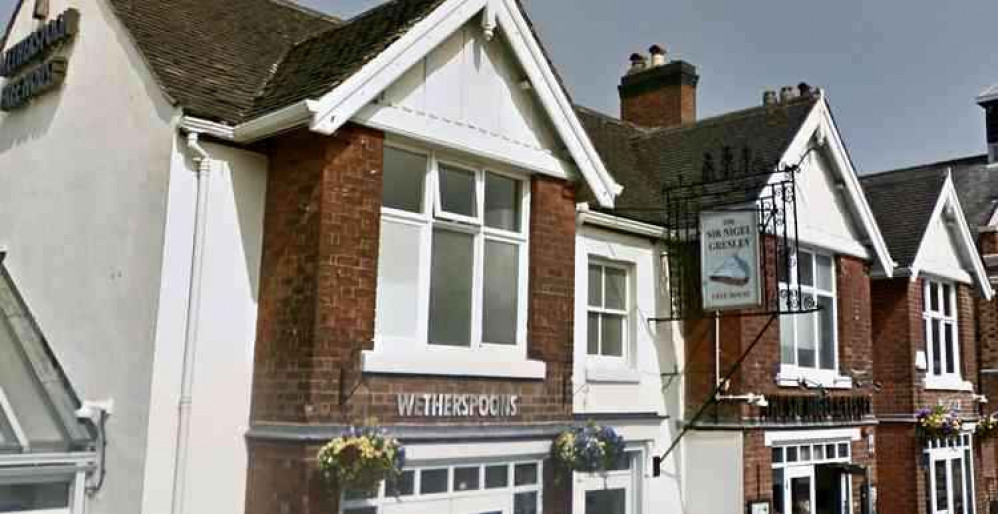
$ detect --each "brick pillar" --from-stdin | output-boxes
[246,124,384,514]
[876,424,923,514]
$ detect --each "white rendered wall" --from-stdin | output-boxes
[684,431,743,514]
[0,1,178,513]
[917,205,973,284]
[141,140,267,514]
[573,224,684,512]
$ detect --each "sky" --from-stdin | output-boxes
[3,0,996,173]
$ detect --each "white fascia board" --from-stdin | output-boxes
[493,0,621,208]
[179,100,318,143]
[763,428,861,447]
[777,96,895,277]
[179,116,235,140]
[308,0,621,208]
[910,173,994,299]
[309,0,487,135]
[576,204,667,239]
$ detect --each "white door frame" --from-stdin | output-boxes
[784,465,816,514]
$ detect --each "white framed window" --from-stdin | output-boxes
[374,144,530,364]
[586,262,629,361]
[924,433,975,514]
[924,280,960,382]
[779,250,840,385]
[573,450,642,514]
[341,459,543,514]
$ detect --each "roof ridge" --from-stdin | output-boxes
[637,95,819,139]
[573,105,650,133]
[863,153,989,180]
[265,0,343,24]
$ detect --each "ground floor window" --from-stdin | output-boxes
[341,459,542,514]
[573,450,641,514]
[925,434,975,514]
[771,440,852,514]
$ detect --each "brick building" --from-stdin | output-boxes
[860,87,998,514]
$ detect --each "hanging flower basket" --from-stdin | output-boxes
[551,422,626,474]
[916,406,964,441]
[317,425,405,492]
[976,413,998,439]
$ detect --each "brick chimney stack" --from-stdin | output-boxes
[978,87,998,163]
[619,45,699,129]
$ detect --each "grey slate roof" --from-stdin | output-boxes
[576,95,819,225]
[859,166,948,268]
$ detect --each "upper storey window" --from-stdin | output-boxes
[779,250,840,385]
[923,280,961,384]
[375,145,529,356]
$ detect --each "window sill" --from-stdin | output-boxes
[585,362,640,384]
[776,370,853,389]
[361,349,546,379]
[923,377,974,392]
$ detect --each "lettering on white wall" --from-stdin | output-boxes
[397,393,520,418]
[0,8,79,112]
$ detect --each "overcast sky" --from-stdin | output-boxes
[3,0,996,173]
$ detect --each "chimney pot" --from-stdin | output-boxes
[648,44,667,67]
[779,86,795,103]
[628,53,647,74]
[798,82,812,97]
[619,54,699,128]
[763,90,778,106]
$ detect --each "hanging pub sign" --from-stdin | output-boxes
[397,393,520,418]
[0,8,79,112]
[700,210,762,311]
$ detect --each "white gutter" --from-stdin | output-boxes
[170,132,213,514]
[178,100,318,144]
[575,203,669,239]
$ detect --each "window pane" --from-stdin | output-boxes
[816,254,833,291]
[787,447,798,462]
[0,481,69,511]
[772,468,785,514]
[515,491,538,514]
[965,449,974,510]
[485,173,520,231]
[772,447,784,464]
[483,241,519,345]
[386,470,415,496]
[376,220,423,341]
[428,229,474,346]
[585,489,625,514]
[945,323,956,375]
[420,468,449,494]
[943,284,953,317]
[600,315,624,357]
[814,444,824,460]
[453,466,480,491]
[838,443,849,458]
[587,313,600,355]
[343,487,377,501]
[383,147,426,213]
[818,295,836,370]
[604,268,626,310]
[935,460,949,510]
[953,458,965,514]
[930,282,940,312]
[798,252,814,287]
[514,463,538,486]
[780,293,795,365]
[799,445,811,462]
[439,165,477,217]
[797,305,816,369]
[932,319,942,376]
[825,444,836,458]
[588,265,603,307]
[485,465,508,489]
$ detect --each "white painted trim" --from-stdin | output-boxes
[923,377,974,392]
[178,116,235,140]
[305,0,620,207]
[775,372,853,390]
[576,205,667,239]
[585,362,641,384]
[361,349,546,379]
[0,386,29,450]
[777,95,894,277]
[796,226,870,260]
[357,103,578,181]
[235,100,318,143]
[909,172,994,299]
[764,428,861,447]
[404,439,550,462]
[0,452,98,468]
